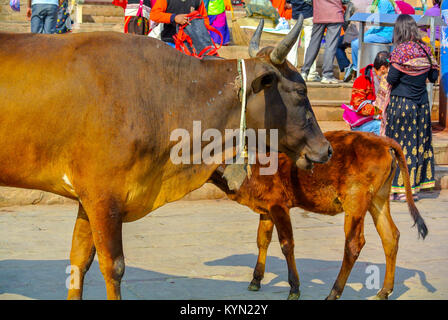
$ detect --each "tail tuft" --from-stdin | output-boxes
[413,212,428,240]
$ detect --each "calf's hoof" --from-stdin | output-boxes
[325,290,341,300]
[287,291,300,300]
[248,280,261,292]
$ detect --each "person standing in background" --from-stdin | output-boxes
[301,0,344,84]
[205,0,230,45]
[335,1,357,79]
[27,0,60,34]
[385,14,439,202]
[344,0,396,82]
[286,0,320,81]
[150,0,210,46]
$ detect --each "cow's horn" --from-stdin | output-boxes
[249,19,264,58]
[270,14,304,65]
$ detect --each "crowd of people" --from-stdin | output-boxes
[23,1,440,201]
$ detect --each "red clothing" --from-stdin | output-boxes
[350,65,382,117]
[150,0,209,26]
[313,0,344,24]
[113,0,127,9]
[271,0,292,20]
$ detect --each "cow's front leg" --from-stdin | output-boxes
[67,203,96,300]
[269,205,300,300]
[81,197,125,300]
[248,214,274,292]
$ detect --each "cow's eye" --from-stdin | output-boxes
[296,87,307,96]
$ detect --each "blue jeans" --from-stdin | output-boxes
[351,120,381,135]
[336,34,351,72]
[31,4,58,34]
[351,34,391,70]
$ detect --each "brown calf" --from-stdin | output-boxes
[210,130,428,300]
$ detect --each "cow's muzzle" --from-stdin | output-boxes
[296,143,333,170]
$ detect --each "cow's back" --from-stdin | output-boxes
[290,131,395,213]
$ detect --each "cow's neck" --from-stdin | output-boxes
[138,57,253,218]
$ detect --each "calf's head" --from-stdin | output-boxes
[244,17,332,169]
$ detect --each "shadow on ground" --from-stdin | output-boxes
[0,255,436,300]
[205,254,437,299]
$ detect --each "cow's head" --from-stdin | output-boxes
[244,17,332,170]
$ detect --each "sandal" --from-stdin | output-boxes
[390,193,407,202]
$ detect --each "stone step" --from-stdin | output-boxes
[82,4,123,17]
[433,130,448,165]
[435,165,448,189]
[317,120,349,132]
[307,83,440,122]
[0,21,29,33]
[311,101,440,122]
[0,20,123,33]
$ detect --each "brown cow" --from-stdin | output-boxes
[210,130,428,300]
[0,18,333,299]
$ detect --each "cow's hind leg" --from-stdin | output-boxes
[369,192,400,300]
[80,197,125,300]
[270,205,300,300]
[248,214,274,293]
[67,203,96,300]
[326,196,367,300]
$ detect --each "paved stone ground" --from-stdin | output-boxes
[0,191,447,300]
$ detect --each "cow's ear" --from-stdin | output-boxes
[251,71,277,93]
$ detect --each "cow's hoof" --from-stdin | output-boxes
[375,289,391,300]
[248,280,260,292]
[287,291,300,300]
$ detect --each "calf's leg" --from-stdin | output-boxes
[67,204,96,300]
[248,214,274,292]
[269,205,300,300]
[326,197,367,300]
[369,194,400,300]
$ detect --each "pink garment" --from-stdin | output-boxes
[313,0,344,24]
[395,1,415,15]
[341,104,376,128]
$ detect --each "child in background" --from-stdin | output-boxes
[342,51,390,135]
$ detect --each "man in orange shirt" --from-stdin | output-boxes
[150,0,210,46]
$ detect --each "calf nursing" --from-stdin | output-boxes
[210,130,428,300]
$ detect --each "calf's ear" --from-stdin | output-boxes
[251,71,277,93]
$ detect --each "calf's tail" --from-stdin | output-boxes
[387,137,428,239]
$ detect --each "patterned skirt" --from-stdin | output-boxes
[385,95,435,193]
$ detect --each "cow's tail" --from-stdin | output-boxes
[388,137,428,239]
